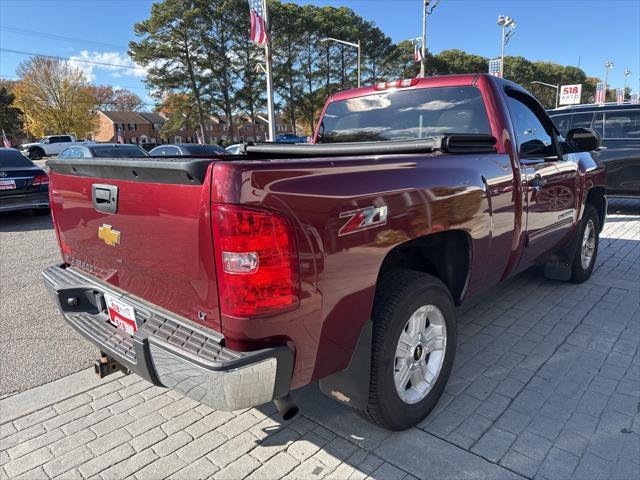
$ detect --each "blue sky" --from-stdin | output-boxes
[1,0,638,107]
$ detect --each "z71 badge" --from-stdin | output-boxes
[338,206,388,236]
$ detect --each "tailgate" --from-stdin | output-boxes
[47,157,221,331]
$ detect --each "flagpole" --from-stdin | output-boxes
[420,0,427,77]
[263,0,276,142]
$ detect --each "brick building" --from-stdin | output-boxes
[93,110,302,146]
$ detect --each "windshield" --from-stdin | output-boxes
[319,86,491,143]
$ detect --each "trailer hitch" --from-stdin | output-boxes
[94,353,130,379]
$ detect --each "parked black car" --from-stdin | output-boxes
[548,103,640,196]
[148,144,226,156]
[58,144,149,159]
[0,148,50,215]
[140,142,162,152]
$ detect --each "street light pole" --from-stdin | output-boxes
[420,0,428,78]
[320,37,361,88]
[497,15,516,78]
[532,81,560,109]
[624,69,632,101]
[419,0,440,78]
[604,60,614,102]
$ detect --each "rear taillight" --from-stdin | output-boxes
[212,204,299,317]
[32,173,49,186]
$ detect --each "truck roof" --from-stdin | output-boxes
[327,73,518,102]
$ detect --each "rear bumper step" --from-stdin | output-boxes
[42,264,294,411]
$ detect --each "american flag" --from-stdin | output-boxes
[117,128,124,144]
[616,88,624,104]
[2,129,10,148]
[488,58,502,78]
[248,0,269,45]
[595,82,606,103]
[413,41,422,64]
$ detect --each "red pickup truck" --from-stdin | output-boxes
[43,74,606,430]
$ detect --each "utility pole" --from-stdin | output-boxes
[263,0,276,142]
[604,60,614,102]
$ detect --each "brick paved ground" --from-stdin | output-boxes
[1,206,638,480]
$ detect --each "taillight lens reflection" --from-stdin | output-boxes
[32,173,49,186]
[212,204,299,317]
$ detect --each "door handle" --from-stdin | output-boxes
[528,175,547,190]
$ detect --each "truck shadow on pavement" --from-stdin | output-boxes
[287,230,639,479]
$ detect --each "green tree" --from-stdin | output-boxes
[130,0,209,142]
[0,86,23,138]
[14,57,98,138]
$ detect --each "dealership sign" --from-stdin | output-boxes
[559,84,582,105]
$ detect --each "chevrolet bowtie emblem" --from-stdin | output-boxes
[98,224,121,246]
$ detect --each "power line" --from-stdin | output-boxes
[0,25,128,50]
[0,48,147,71]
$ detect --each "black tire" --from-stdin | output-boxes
[355,270,457,430]
[29,148,44,160]
[33,208,51,216]
[569,204,600,283]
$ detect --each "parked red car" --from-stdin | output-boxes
[43,74,605,430]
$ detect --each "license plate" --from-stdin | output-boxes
[104,294,138,335]
[0,180,16,190]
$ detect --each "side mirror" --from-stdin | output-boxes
[565,128,601,153]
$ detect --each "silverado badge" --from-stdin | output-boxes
[98,224,121,246]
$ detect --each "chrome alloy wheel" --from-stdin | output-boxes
[394,304,447,404]
[581,219,596,270]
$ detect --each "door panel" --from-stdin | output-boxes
[520,158,578,257]
[505,90,579,271]
[592,110,640,195]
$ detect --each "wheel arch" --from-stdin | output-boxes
[585,186,606,232]
[376,229,472,305]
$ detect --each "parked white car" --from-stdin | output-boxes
[19,135,92,160]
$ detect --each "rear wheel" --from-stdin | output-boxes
[355,270,456,430]
[28,148,44,160]
[570,204,600,283]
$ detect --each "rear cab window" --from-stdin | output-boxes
[319,86,491,143]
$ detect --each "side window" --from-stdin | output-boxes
[551,114,571,137]
[506,93,557,158]
[58,149,70,158]
[571,113,594,130]
[49,136,60,144]
[59,136,72,143]
[604,110,640,139]
[593,113,604,137]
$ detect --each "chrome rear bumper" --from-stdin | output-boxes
[42,264,293,411]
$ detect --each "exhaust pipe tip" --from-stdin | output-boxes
[274,394,298,420]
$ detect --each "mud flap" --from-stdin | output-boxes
[319,321,372,410]
[544,221,582,281]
